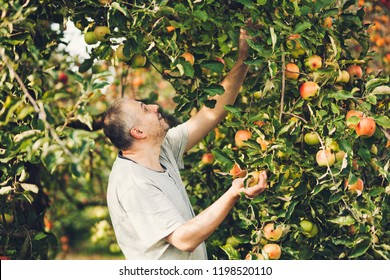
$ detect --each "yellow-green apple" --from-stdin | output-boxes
[247,171,260,187]
[305,55,322,71]
[0,213,14,224]
[346,110,363,129]
[262,243,281,260]
[355,117,376,137]
[347,64,363,79]
[116,44,130,61]
[316,149,336,167]
[285,62,300,80]
[226,236,240,248]
[336,70,350,83]
[84,31,98,45]
[304,132,320,145]
[300,81,320,100]
[94,26,111,41]
[130,54,147,68]
[335,150,346,161]
[300,220,318,238]
[235,129,252,147]
[263,223,283,241]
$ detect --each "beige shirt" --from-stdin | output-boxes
[106,123,208,260]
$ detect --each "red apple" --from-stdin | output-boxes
[285,62,300,80]
[263,223,283,241]
[235,130,252,147]
[355,117,376,137]
[346,110,363,129]
[201,153,214,165]
[300,81,320,100]
[305,55,322,71]
[262,243,281,260]
[347,64,363,79]
[181,52,195,65]
[345,178,364,193]
[58,72,68,84]
[229,163,247,178]
[316,149,335,167]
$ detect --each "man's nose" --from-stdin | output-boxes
[150,104,159,112]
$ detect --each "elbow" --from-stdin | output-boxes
[174,241,197,253]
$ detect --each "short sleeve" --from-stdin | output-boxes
[120,183,185,248]
[164,123,188,169]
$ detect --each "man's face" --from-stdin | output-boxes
[127,99,170,139]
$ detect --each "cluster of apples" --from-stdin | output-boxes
[284,53,364,101]
[244,222,283,260]
[346,109,377,138]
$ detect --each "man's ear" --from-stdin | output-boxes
[130,127,145,139]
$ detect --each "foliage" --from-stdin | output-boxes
[0,0,389,260]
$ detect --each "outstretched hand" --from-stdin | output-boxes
[231,170,267,199]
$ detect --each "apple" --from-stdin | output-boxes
[300,81,320,100]
[304,132,320,145]
[326,139,340,152]
[355,117,376,137]
[229,163,247,178]
[58,72,68,84]
[307,224,319,238]
[181,52,195,65]
[94,26,111,41]
[263,223,283,241]
[166,25,175,32]
[245,253,265,260]
[262,243,281,260]
[346,110,363,129]
[336,70,350,83]
[345,178,364,193]
[300,220,313,232]
[84,31,98,45]
[335,150,346,162]
[130,54,147,68]
[285,62,300,80]
[322,16,333,28]
[116,44,130,61]
[256,137,268,151]
[291,48,305,58]
[247,171,262,187]
[305,55,322,71]
[98,0,112,4]
[346,64,363,79]
[316,149,336,167]
[201,153,214,165]
[226,236,240,248]
[235,129,252,147]
[0,213,14,224]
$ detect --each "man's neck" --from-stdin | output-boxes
[121,144,164,172]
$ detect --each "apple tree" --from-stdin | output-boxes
[1,0,389,260]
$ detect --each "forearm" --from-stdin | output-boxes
[166,187,240,252]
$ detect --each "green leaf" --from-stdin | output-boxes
[293,22,311,34]
[211,149,232,166]
[33,232,47,241]
[328,90,354,100]
[201,60,224,73]
[328,215,355,226]
[202,83,225,96]
[224,105,242,117]
[372,85,390,95]
[192,10,208,22]
[220,244,240,260]
[328,192,344,204]
[350,237,371,258]
[374,115,390,128]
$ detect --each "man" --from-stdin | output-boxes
[102,28,267,260]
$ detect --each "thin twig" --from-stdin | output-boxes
[279,45,286,121]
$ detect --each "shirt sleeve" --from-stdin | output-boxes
[119,182,185,248]
[164,123,189,169]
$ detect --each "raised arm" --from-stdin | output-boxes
[165,171,267,252]
[184,28,250,152]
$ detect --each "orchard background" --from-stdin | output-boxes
[0,0,389,260]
